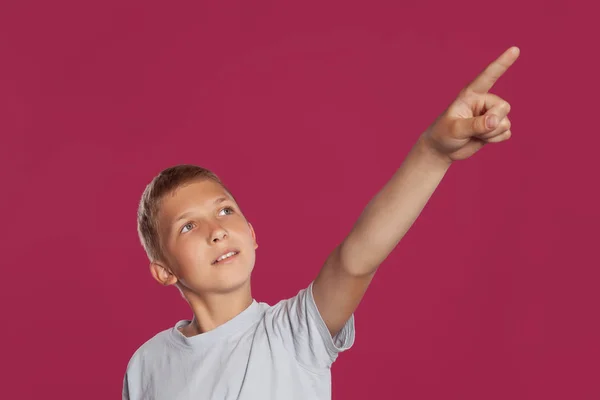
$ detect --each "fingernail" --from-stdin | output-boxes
[487,115,498,129]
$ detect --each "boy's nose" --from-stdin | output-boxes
[209,225,228,243]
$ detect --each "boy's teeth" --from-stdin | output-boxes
[217,251,237,262]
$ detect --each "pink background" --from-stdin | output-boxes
[2,1,599,399]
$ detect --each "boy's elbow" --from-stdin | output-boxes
[337,239,380,277]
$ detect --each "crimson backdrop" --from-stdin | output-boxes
[1,1,599,399]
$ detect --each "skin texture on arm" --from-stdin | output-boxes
[312,46,521,337]
[312,137,452,336]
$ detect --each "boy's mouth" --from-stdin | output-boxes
[212,249,240,265]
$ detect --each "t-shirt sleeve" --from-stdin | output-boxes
[122,373,130,400]
[264,281,355,371]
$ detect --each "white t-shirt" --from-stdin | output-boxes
[122,282,355,400]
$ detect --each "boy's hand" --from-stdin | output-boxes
[421,46,520,163]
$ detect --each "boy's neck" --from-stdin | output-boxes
[179,283,254,337]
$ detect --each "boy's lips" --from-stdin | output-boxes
[212,249,240,265]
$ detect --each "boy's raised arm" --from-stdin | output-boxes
[312,46,521,337]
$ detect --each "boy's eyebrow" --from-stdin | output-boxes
[171,197,230,227]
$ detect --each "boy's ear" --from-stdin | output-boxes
[248,222,258,250]
[149,262,178,286]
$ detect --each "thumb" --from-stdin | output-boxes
[454,113,499,139]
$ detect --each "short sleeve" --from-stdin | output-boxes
[122,373,130,400]
[264,281,355,371]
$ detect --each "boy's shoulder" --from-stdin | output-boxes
[126,325,174,368]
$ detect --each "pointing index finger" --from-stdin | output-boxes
[466,46,520,94]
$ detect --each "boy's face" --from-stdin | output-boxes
[152,179,258,295]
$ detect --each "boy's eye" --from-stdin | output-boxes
[180,208,233,234]
[219,207,234,216]
[181,223,194,233]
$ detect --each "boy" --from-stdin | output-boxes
[123,46,520,400]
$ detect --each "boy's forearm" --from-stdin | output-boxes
[340,135,453,275]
